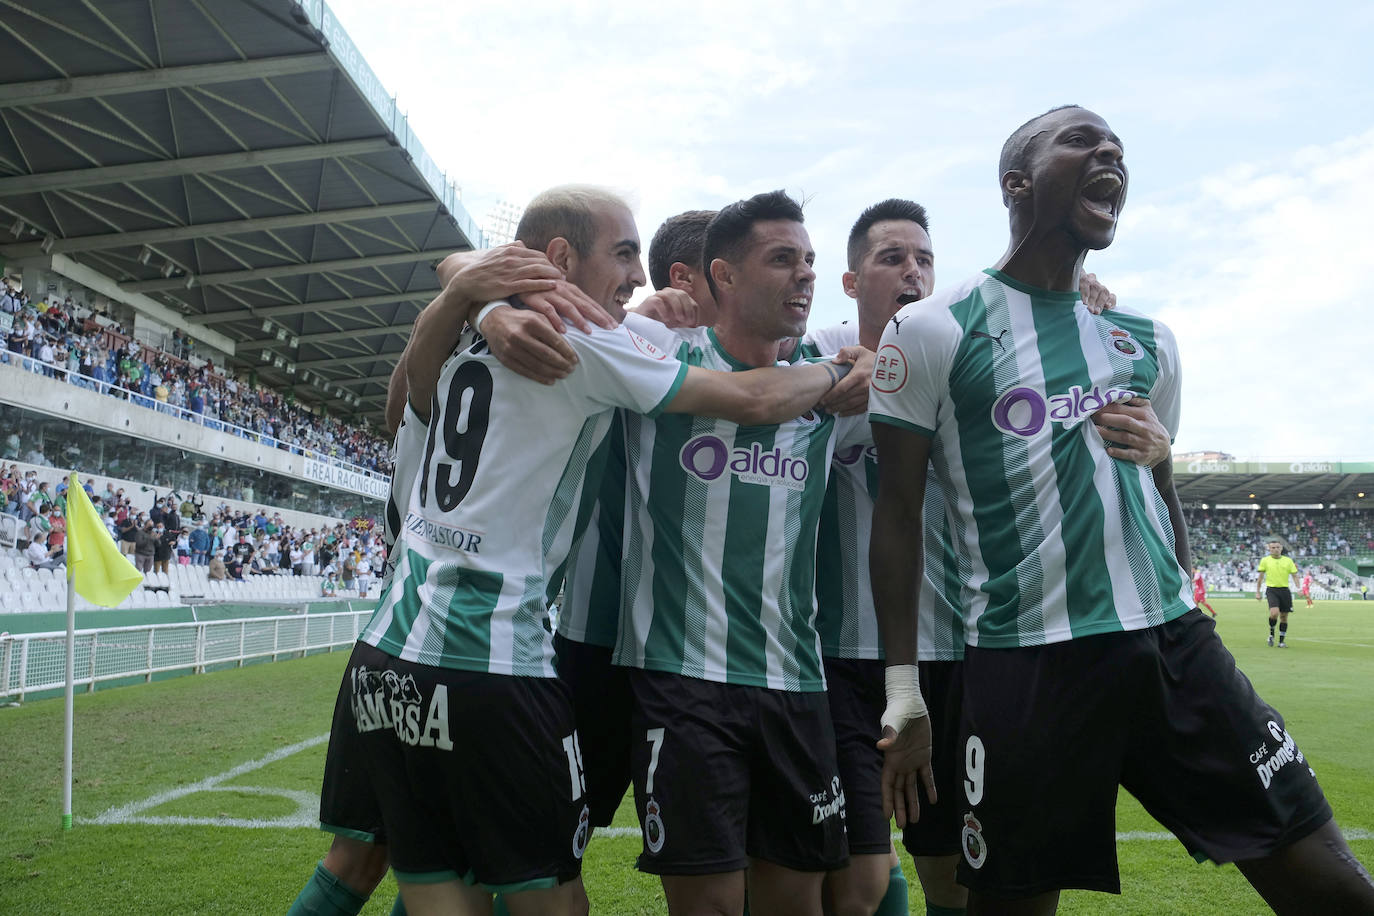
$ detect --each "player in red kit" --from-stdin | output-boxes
[1192,566,1216,617]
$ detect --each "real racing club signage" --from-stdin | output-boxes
[302,457,390,500]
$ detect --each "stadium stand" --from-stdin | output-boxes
[1,457,386,615]
[3,274,390,473]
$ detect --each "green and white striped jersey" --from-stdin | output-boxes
[868,269,1192,649]
[557,411,627,648]
[362,322,688,676]
[807,323,964,662]
[379,408,426,592]
[613,316,868,692]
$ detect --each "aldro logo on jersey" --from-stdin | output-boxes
[990,384,1136,438]
[679,435,810,491]
[349,665,453,750]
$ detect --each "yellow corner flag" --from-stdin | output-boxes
[65,472,142,606]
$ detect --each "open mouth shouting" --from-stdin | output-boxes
[1080,169,1125,221]
[896,285,924,306]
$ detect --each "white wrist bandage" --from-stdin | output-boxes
[881,664,928,735]
[473,301,506,333]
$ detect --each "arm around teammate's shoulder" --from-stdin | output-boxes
[664,347,871,426]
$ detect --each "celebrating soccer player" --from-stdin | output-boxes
[868,106,1374,915]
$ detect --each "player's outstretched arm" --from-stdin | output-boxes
[664,347,871,426]
[870,421,937,828]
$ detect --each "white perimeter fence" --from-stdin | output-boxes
[0,610,370,702]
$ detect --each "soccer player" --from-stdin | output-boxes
[1258,540,1302,647]
[1193,565,1217,617]
[292,244,608,916]
[612,191,871,916]
[1301,569,1314,608]
[320,185,866,916]
[869,106,1374,914]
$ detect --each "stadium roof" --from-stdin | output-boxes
[1172,459,1374,506]
[0,0,483,423]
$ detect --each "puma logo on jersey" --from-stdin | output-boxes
[889,315,909,334]
[970,329,1008,351]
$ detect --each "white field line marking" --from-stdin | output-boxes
[1292,637,1374,649]
[81,734,1374,846]
[84,733,329,829]
[597,827,1374,842]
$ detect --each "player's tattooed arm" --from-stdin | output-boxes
[870,422,938,828]
[665,347,868,426]
[1079,270,1116,315]
[1151,458,1192,573]
[1094,397,1170,466]
[816,347,874,417]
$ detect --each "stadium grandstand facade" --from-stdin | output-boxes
[0,1,504,636]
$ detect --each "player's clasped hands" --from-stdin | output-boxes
[819,347,874,416]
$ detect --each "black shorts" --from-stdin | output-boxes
[325,642,589,891]
[554,633,633,827]
[1267,587,1294,613]
[628,669,848,875]
[902,659,964,859]
[823,656,888,855]
[320,645,387,846]
[955,610,1331,898]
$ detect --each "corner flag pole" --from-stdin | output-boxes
[63,471,76,831]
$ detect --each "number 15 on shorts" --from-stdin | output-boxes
[562,732,587,802]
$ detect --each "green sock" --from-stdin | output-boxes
[389,893,407,916]
[926,903,967,916]
[493,894,511,916]
[874,863,909,916]
[286,862,368,916]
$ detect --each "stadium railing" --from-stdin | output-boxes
[0,608,370,703]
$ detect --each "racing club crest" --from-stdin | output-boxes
[962,812,988,870]
[572,804,591,860]
[644,798,666,855]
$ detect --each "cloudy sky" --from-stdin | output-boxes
[324,0,1374,458]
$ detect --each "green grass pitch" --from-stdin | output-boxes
[1,599,1370,914]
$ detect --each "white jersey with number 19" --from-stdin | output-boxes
[362,320,688,677]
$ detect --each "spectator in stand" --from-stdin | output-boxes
[190,522,210,566]
[226,553,246,581]
[133,521,156,574]
[321,571,338,597]
[176,529,191,566]
[208,553,227,581]
[26,530,64,570]
[117,514,138,556]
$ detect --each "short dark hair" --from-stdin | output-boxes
[648,210,716,291]
[846,199,931,270]
[998,105,1084,204]
[515,185,628,255]
[702,190,805,300]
